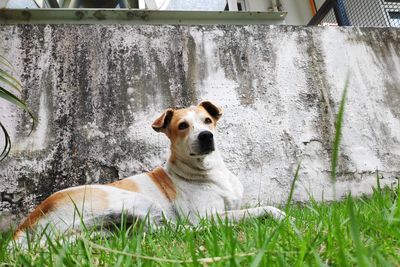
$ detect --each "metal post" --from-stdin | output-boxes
[271,0,278,12]
[47,0,60,8]
[69,0,80,8]
[61,0,69,8]
[120,0,131,8]
[307,0,334,25]
[145,0,157,9]
[333,0,350,26]
[227,0,238,11]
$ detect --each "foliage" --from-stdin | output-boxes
[0,55,35,161]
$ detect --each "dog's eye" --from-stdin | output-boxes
[204,118,212,124]
[178,122,189,130]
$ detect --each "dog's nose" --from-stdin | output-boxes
[198,131,213,142]
[198,131,215,154]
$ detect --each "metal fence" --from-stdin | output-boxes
[309,0,400,27]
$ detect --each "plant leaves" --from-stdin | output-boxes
[0,68,23,92]
[0,87,36,132]
[0,55,14,71]
[347,196,370,267]
[0,55,36,161]
[0,121,11,161]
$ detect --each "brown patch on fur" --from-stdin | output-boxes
[14,187,108,239]
[198,101,223,122]
[14,192,64,239]
[166,108,191,162]
[152,108,174,132]
[167,109,190,141]
[148,167,176,201]
[109,179,139,192]
[196,106,218,128]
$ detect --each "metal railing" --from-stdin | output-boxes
[308,0,400,27]
[3,0,282,11]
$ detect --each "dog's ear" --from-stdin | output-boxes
[198,101,223,121]
[152,109,174,133]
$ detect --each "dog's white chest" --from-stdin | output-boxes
[171,170,243,222]
[173,185,225,222]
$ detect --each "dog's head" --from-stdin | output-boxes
[152,101,223,158]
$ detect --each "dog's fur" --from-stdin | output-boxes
[13,101,284,245]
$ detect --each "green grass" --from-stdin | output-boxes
[0,186,399,266]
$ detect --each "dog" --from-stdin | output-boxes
[13,101,285,245]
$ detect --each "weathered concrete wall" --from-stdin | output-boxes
[0,25,400,227]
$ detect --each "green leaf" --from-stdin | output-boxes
[285,161,301,212]
[347,196,370,267]
[0,87,28,111]
[250,223,282,267]
[332,206,348,267]
[330,75,351,266]
[0,121,11,161]
[0,55,36,161]
[0,68,23,92]
[0,55,15,71]
[0,87,36,133]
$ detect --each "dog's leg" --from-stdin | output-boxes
[12,185,166,248]
[210,206,286,222]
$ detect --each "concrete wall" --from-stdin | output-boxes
[0,25,400,228]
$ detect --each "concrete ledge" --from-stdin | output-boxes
[0,9,287,25]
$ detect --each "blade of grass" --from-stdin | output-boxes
[79,238,93,266]
[347,196,370,267]
[374,170,386,209]
[375,252,394,267]
[331,74,350,266]
[285,161,301,212]
[188,231,200,267]
[250,222,283,267]
[331,75,349,185]
[332,206,348,266]
[68,190,89,234]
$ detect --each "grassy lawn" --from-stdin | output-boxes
[0,185,399,266]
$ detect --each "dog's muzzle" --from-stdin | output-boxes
[198,131,215,154]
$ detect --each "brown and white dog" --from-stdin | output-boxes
[13,101,285,245]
